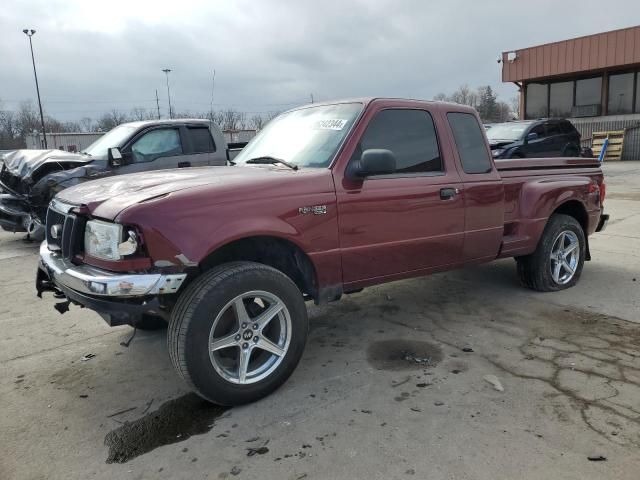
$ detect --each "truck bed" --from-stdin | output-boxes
[495,157,600,174]
[495,157,604,259]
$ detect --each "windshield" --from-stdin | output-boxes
[82,125,137,157]
[233,103,363,168]
[486,123,532,142]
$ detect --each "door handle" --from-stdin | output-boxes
[440,188,459,200]
[178,161,191,168]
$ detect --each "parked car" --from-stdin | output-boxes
[487,119,582,159]
[37,98,608,406]
[0,119,240,237]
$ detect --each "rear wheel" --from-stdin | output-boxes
[517,214,585,292]
[168,261,308,405]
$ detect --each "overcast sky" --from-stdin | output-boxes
[1,0,638,121]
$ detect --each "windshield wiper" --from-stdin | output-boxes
[80,151,92,157]
[245,156,298,171]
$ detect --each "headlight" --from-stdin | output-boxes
[492,148,505,157]
[84,220,123,260]
[84,220,139,261]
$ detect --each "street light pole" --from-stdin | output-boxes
[162,68,173,119]
[23,29,47,148]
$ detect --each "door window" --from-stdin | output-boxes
[447,112,492,174]
[354,109,442,174]
[545,122,561,137]
[529,124,545,138]
[131,128,182,163]
[188,127,216,153]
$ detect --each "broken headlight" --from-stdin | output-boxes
[84,220,139,261]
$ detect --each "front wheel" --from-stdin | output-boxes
[516,214,585,292]
[168,261,308,406]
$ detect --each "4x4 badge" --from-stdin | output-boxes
[299,205,327,215]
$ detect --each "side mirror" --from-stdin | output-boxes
[108,147,123,166]
[357,149,397,177]
[526,132,539,142]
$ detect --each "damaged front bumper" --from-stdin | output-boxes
[37,241,186,326]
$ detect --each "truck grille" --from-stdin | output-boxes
[46,202,85,260]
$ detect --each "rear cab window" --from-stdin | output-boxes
[352,109,443,175]
[188,126,216,153]
[446,112,492,174]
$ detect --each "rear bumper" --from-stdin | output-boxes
[596,213,609,232]
[37,241,187,326]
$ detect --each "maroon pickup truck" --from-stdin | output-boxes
[37,98,608,405]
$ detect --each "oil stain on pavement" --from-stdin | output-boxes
[104,393,228,463]
[367,339,443,370]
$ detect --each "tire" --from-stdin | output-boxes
[134,314,168,331]
[168,261,308,406]
[516,214,586,292]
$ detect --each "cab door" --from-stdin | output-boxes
[445,111,505,262]
[335,106,465,285]
[119,126,187,174]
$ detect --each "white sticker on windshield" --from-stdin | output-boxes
[316,119,347,130]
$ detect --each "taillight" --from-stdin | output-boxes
[589,180,605,205]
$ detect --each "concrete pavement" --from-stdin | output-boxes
[1,162,639,480]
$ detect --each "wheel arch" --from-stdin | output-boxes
[549,200,591,260]
[197,235,319,301]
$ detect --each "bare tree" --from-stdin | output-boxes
[15,101,41,138]
[80,117,94,132]
[495,101,513,122]
[450,84,478,108]
[510,96,520,119]
[96,109,129,131]
[130,107,155,121]
[0,104,22,149]
[249,114,265,130]
[220,109,246,130]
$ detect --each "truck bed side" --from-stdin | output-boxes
[495,157,604,258]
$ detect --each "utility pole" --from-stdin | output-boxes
[310,93,314,104]
[23,29,47,148]
[209,69,216,122]
[155,89,161,119]
[162,68,173,118]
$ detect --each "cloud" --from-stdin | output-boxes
[1,0,637,121]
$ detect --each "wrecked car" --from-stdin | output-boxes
[0,119,234,237]
[37,98,609,406]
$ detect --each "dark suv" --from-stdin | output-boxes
[487,119,582,159]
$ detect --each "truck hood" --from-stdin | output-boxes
[1,149,90,181]
[56,166,333,219]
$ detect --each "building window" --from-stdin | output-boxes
[525,83,548,119]
[608,72,635,115]
[549,81,573,117]
[575,76,602,107]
